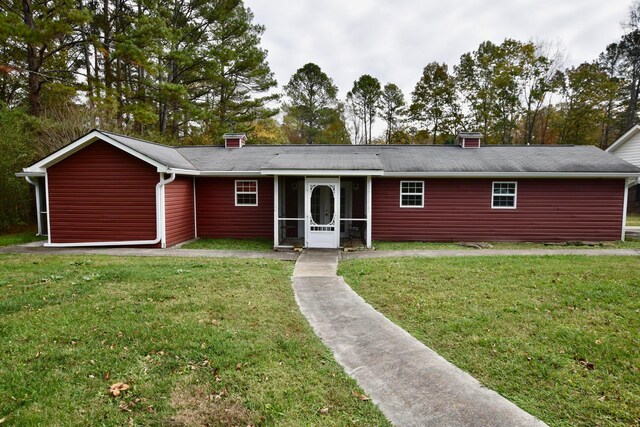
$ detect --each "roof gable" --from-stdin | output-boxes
[22,130,196,174]
[606,124,640,153]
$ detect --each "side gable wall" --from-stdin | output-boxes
[609,131,640,168]
[372,178,625,242]
[47,140,158,244]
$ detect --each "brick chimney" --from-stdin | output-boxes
[457,132,482,149]
[223,133,247,148]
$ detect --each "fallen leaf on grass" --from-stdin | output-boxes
[351,391,370,401]
[109,383,130,397]
[0,417,5,424]
[318,407,329,414]
[578,359,595,370]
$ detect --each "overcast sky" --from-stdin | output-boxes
[245,0,632,99]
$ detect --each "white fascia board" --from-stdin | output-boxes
[606,124,640,152]
[383,172,640,178]
[196,171,262,177]
[260,169,385,176]
[23,130,170,173]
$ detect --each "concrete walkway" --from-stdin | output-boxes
[343,247,640,260]
[293,249,547,427]
[0,242,298,261]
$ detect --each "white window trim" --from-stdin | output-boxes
[399,180,424,208]
[491,181,517,209]
[235,179,258,206]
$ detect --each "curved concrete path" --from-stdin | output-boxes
[293,249,547,427]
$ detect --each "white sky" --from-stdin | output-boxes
[245,0,632,136]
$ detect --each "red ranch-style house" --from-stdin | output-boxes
[17,130,640,249]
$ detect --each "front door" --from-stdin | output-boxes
[306,178,340,248]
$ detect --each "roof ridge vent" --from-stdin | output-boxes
[457,132,482,149]
[223,133,246,149]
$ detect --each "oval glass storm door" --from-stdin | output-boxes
[306,179,339,248]
[311,185,335,226]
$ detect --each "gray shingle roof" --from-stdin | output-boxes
[97,130,640,175]
[101,131,196,170]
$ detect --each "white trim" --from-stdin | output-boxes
[193,176,198,238]
[491,181,517,209]
[621,178,636,240]
[384,172,640,178]
[25,176,42,236]
[261,169,384,176]
[366,176,372,249]
[399,180,425,208]
[45,171,51,244]
[45,173,175,247]
[305,177,341,248]
[166,169,261,177]
[24,130,170,174]
[273,175,279,247]
[606,124,640,152]
[234,179,258,206]
[160,174,167,248]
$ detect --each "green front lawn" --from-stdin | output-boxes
[0,255,389,426]
[373,238,640,251]
[0,231,45,247]
[627,212,640,226]
[180,238,273,251]
[339,256,640,427]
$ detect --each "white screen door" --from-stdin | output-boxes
[306,178,340,248]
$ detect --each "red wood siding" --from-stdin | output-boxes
[372,178,625,242]
[165,176,195,247]
[48,140,158,243]
[195,177,274,238]
[462,138,481,148]
[225,138,242,148]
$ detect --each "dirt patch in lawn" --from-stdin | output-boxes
[169,383,257,427]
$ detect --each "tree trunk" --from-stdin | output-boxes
[22,0,42,116]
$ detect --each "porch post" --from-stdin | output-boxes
[366,175,372,248]
[273,175,279,247]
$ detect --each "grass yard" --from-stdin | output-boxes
[339,256,640,427]
[373,238,640,251]
[0,255,389,426]
[180,238,273,251]
[0,231,45,247]
[628,212,640,226]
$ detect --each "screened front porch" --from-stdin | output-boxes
[273,175,372,249]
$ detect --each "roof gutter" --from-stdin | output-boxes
[383,171,640,178]
[44,173,175,248]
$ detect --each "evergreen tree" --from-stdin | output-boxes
[347,74,381,145]
[378,83,406,144]
[283,63,339,144]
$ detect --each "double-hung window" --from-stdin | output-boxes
[235,180,258,206]
[400,181,424,208]
[492,182,517,209]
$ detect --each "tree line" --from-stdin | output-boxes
[2,0,640,230]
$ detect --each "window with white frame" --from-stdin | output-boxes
[492,181,517,208]
[235,180,258,206]
[400,181,424,207]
